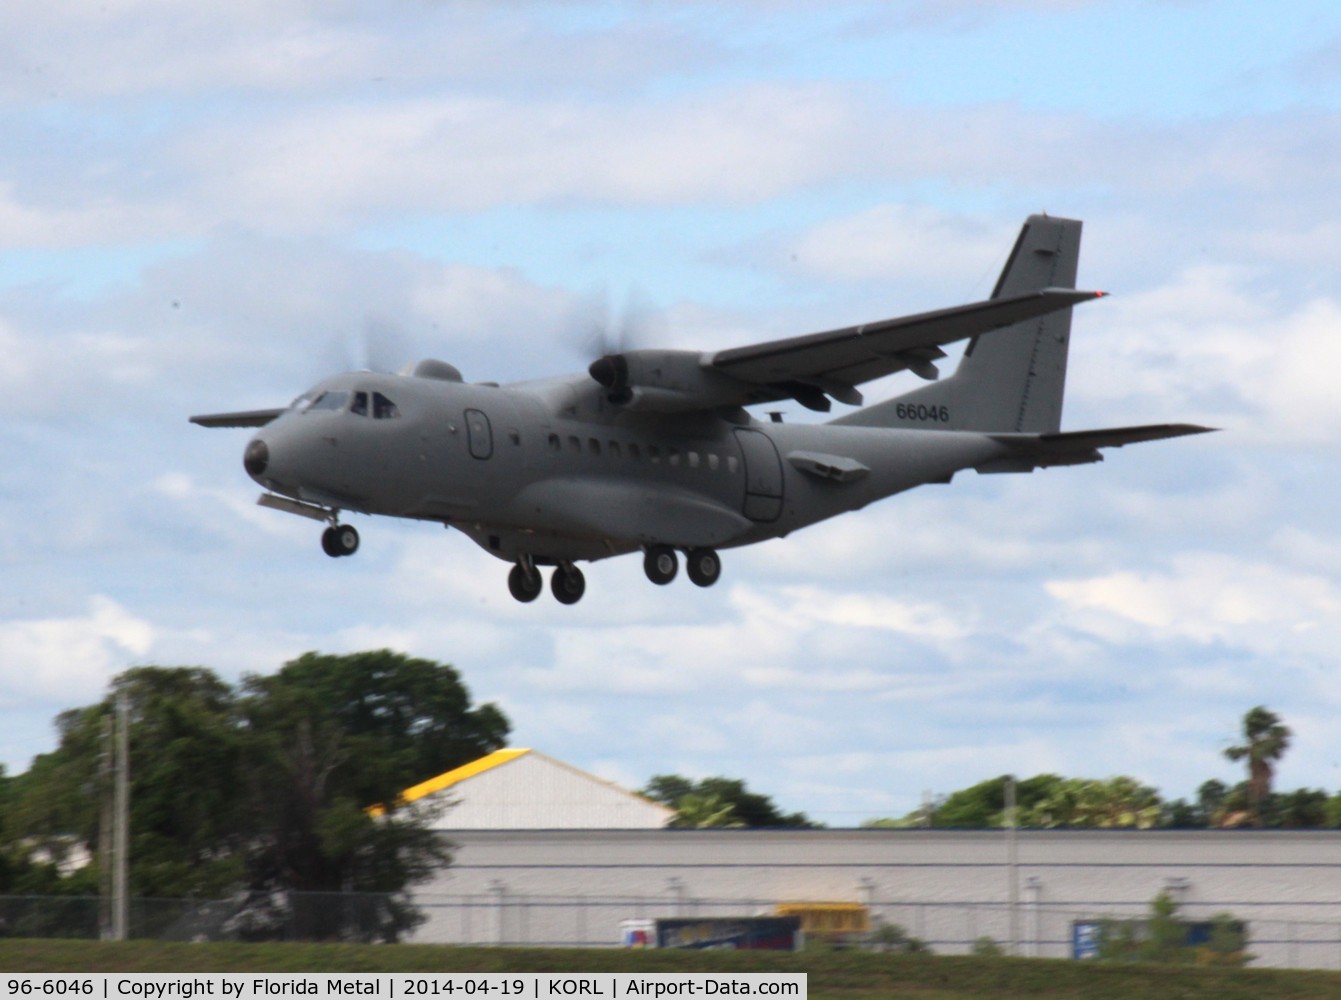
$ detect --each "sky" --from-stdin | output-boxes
[4,0,1341,826]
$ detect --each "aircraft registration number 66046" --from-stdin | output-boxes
[893,403,951,423]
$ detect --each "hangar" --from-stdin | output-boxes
[406,751,1341,969]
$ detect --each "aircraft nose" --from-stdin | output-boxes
[244,438,269,478]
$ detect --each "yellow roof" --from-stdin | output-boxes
[367,748,530,816]
[400,748,531,804]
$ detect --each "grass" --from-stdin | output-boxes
[6,941,1341,999]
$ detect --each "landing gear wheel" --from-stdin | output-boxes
[685,548,721,588]
[508,563,543,603]
[644,545,678,585]
[551,564,586,605]
[322,524,359,557]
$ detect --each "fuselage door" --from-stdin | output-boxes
[734,428,784,522]
[465,408,493,460]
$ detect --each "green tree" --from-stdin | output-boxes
[928,774,1065,828]
[669,793,744,829]
[642,775,818,828]
[7,666,246,898]
[1224,706,1291,827]
[234,650,507,940]
[5,650,508,941]
[1025,776,1163,829]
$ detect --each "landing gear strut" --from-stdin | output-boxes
[321,523,360,557]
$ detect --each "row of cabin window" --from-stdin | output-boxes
[546,433,739,473]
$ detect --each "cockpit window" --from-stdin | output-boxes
[351,391,369,417]
[307,390,350,412]
[373,392,400,419]
[290,391,318,412]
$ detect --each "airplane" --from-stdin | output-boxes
[191,214,1213,605]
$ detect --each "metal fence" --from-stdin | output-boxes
[409,891,1341,969]
[5,892,1341,970]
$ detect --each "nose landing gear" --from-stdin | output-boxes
[321,523,360,557]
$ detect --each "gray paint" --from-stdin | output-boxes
[192,215,1211,602]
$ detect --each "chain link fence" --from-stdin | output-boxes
[5,891,1341,970]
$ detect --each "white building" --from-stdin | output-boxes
[400,752,1341,968]
[397,748,673,830]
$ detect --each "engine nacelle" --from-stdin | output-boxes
[588,349,746,411]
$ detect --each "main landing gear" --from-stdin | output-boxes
[643,545,721,588]
[508,559,586,605]
[505,546,722,605]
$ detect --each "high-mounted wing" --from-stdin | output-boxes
[586,287,1105,415]
[710,287,1104,410]
[189,408,286,428]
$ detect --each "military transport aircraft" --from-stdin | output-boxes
[192,215,1212,605]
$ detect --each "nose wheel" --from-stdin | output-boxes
[321,524,360,557]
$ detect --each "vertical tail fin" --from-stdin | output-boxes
[834,214,1084,433]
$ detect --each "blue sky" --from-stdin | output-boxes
[4,0,1341,825]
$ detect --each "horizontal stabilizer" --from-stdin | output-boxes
[979,423,1216,472]
[189,408,285,428]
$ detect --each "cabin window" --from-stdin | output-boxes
[609,441,621,459]
[727,456,739,473]
[508,428,521,446]
[373,392,400,419]
[688,451,700,469]
[548,434,561,452]
[647,444,661,463]
[628,443,641,460]
[668,448,681,468]
[351,391,369,417]
[568,435,581,453]
[708,453,720,471]
[588,438,601,456]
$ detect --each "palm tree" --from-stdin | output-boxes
[1224,706,1291,827]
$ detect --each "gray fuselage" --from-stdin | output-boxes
[248,369,1012,566]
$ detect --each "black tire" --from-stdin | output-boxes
[686,548,721,588]
[321,527,341,558]
[508,564,542,603]
[332,524,360,556]
[643,545,678,585]
[551,565,586,605]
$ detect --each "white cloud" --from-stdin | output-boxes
[0,597,155,706]
[1046,553,1341,652]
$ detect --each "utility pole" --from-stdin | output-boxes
[111,693,130,941]
[98,714,113,940]
[1005,774,1019,956]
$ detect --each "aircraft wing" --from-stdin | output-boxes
[189,408,286,428]
[978,423,1217,472]
[708,288,1105,409]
